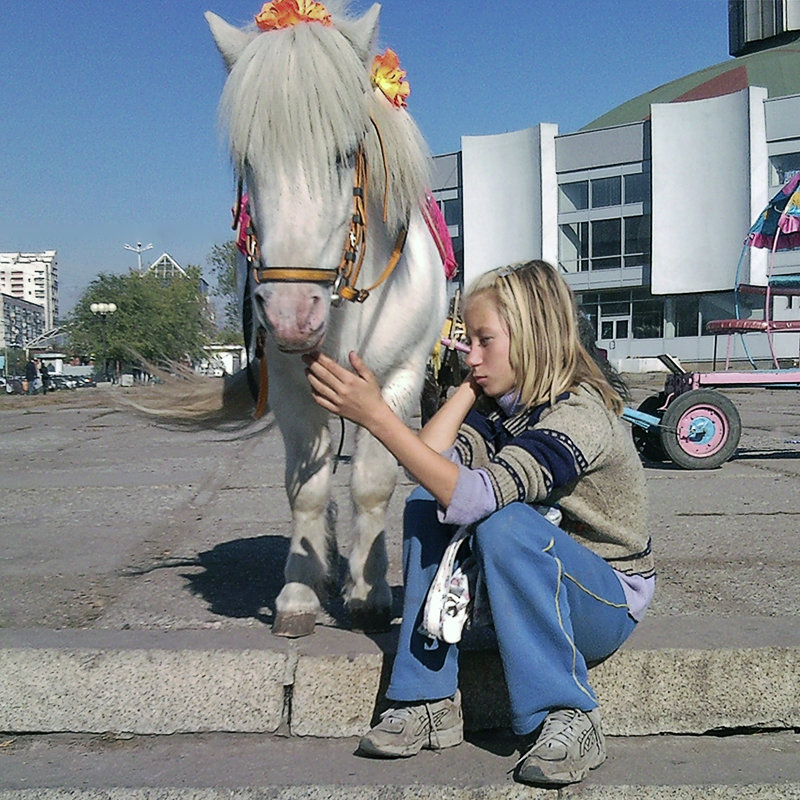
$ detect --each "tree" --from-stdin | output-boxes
[207,240,241,343]
[68,269,215,369]
[3,347,27,376]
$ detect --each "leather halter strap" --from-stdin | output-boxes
[234,120,407,418]
[238,121,407,305]
[253,267,339,284]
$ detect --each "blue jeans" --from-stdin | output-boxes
[386,487,637,735]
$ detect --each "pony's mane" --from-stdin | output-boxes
[218,9,431,234]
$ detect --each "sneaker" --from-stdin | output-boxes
[358,690,463,758]
[514,707,606,786]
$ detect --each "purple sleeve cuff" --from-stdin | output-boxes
[437,465,497,526]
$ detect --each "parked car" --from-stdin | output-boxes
[49,374,78,391]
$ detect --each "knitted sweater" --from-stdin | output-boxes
[451,384,654,580]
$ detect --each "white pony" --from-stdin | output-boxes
[206,2,446,636]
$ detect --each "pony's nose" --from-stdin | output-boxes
[295,287,326,333]
[254,282,330,352]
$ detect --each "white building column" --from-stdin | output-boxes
[461,124,558,288]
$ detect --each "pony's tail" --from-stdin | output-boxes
[119,363,263,431]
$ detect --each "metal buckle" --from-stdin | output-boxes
[331,274,345,306]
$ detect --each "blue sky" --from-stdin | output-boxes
[1,1,730,314]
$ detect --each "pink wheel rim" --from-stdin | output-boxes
[675,404,729,457]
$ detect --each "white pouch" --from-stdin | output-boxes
[417,506,562,644]
[418,526,474,644]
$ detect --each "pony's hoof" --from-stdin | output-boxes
[349,606,392,633]
[272,612,317,638]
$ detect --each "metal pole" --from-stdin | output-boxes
[123,242,153,274]
[90,303,117,382]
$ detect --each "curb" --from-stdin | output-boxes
[2,618,799,737]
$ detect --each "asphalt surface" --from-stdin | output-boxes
[2,374,799,631]
[2,376,800,796]
[2,730,799,794]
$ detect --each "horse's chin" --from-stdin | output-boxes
[275,332,326,355]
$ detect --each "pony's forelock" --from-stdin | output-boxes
[221,23,367,188]
[218,7,430,233]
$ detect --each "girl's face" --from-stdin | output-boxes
[464,293,516,398]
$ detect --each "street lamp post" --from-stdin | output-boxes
[124,241,153,274]
[90,302,117,382]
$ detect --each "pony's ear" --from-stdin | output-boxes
[205,11,256,71]
[340,3,381,64]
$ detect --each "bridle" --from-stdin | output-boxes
[232,122,408,305]
[232,120,408,418]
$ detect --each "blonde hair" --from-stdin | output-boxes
[464,260,624,415]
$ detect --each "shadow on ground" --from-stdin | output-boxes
[181,535,405,629]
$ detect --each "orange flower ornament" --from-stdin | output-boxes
[371,48,410,109]
[255,0,333,31]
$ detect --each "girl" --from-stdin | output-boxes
[302,260,653,787]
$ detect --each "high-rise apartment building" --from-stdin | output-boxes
[0,251,59,330]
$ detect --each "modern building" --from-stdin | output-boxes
[144,252,211,296]
[431,0,800,367]
[0,293,46,351]
[197,344,246,377]
[0,251,59,331]
[145,252,191,282]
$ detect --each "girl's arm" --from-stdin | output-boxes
[303,351,462,507]
[418,378,481,451]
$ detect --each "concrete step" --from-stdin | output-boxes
[2,730,800,799]
[2,616,799,738]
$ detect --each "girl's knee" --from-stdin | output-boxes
[473,503,557,560]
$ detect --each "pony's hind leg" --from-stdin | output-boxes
[344,424,398,632]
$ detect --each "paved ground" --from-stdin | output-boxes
[2,730,799,794]
[2,375,799,631]
[2,376,800,797]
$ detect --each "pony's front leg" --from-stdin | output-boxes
[271,392,334,638]
[345,424,397,631]
[345,365,425,631]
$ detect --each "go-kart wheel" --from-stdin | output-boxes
[659,389,741,469]
[631,395,668,462]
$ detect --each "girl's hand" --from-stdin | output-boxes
[302,351,386,429]
[305,351,460,506]
[463,371,484,401]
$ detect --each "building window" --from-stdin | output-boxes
[624,215,651,267]
[558,168,650,274]
[769,152,800,186]
[624,173,648,204]
[591,176,621,208]
[562,175,642,211]
[559,181,589,213]
[592,219,622,269]
[560,218,649,272]
[442,197,462,227]
[674,295,700,337]
[559,222,589,272]
[578,291,631,341]
[578,290,665,341]
[632,296,664,338]
[699,292,736,336]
